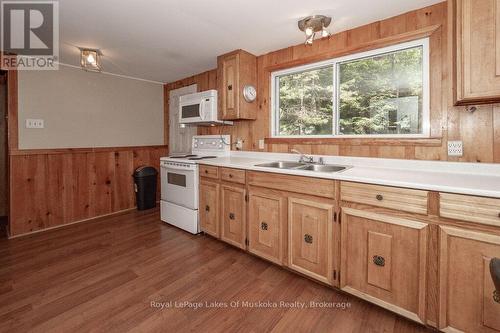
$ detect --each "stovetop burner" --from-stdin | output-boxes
[188,156,218,160]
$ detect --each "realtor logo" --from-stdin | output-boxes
[1,0,59,70]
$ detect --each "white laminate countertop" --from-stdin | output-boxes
[197,151,500,198]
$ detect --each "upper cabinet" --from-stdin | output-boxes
[454,0,500,105]
[217,50,257,120]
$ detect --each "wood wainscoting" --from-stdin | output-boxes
[8,145,167,237]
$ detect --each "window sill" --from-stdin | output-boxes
[264,137,443,147]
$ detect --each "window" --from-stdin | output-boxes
[271,39,430,138]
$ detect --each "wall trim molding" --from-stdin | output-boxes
[10,144,168,156]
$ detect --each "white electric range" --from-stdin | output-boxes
[160,135,230,234]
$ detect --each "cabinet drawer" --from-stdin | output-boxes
[341,182,428,215]
[341,208,428,323]
[440,193,500,227]
[200,165,219,180]
[220,167,246,184]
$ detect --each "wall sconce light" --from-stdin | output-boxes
[79,48,102,72]
[298,15,332,45]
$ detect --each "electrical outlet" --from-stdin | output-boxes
[25,119,44,129]
[258,139,265,150]
[447,140,463,157]
[235,138,243,150]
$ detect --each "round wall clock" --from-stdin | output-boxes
[243,85,257,102]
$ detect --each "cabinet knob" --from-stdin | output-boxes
[376,194,384,201]
[304,234,313,244]
[229,213,235,220]
[205,170,208,174]
[261,222,268,230]
[229,174,233,178]
[227,84,233,91]
[205,205,210,212]
[373,255,385,267]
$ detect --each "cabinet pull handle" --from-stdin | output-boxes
[205,205,210,212]
[304,234,313,244]
[376,194,384,201]
[373,255,385,267]
[261,222,268,230]
[491,258,500,303]
[229,213,235,220]
[228,84,233,91]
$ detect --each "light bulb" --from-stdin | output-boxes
[87,53,95,64]
[305,27,314,37]
[321,28,330,38]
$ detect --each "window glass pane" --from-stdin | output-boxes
[277,66,333,136]
[338,46,423,135]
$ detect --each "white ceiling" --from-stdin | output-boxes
[59,0,443,83]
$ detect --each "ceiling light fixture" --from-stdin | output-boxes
[79,48,102,72]
[298,15,332,45]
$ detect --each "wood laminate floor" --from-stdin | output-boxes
[0,210,434,333]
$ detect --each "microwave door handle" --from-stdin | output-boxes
[199,101,206,121]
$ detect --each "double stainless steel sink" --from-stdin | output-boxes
[255,161,350,173]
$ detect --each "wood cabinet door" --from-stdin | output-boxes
[221,54,239,119]
[288,197,334,284]
[340,208,428,324]
[439,226,500,332]
[248,188,285,265]
[199,180,220,238]
[456,0,500,103]
[220,184,246,249]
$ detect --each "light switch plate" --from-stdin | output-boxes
[447,140,463,157]
[26,119,44,129]
[258,139,265,150]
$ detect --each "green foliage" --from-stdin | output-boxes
[276,46,424,136]
[339,47,423,135]
[278,66,333,136]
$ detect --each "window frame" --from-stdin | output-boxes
[270,38,430,139]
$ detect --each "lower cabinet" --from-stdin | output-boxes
[220,184,246,249]
[288,197,334,284]
[439,226,500,333]
[340,208,428,324]
[199,180,220,238]
[248,187,286,265]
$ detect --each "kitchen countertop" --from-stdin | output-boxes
[197,151,500,198]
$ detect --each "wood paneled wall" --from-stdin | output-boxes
[165,1,500,164]
[9,146,167,236]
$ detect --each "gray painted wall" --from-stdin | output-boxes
[18,65,164,149]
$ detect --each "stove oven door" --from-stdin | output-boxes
[161,164,198,210]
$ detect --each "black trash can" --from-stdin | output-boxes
[133,166,158,210]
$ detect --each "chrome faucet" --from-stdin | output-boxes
[291,149,314,163]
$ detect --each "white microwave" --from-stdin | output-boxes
[179,90,231,126]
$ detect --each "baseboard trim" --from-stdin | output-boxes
[7,207,142,239]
